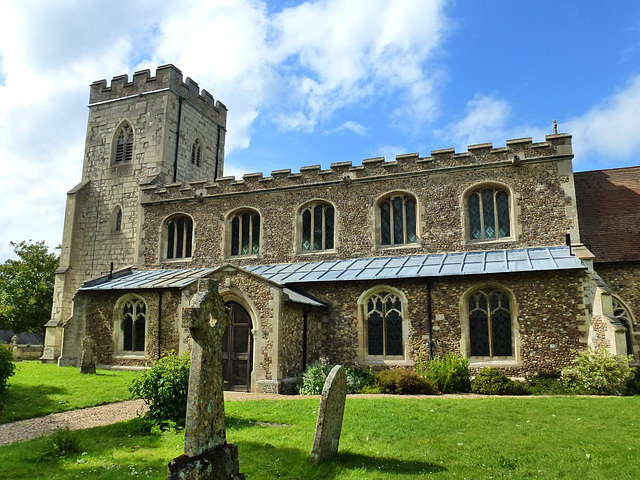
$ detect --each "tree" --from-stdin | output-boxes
[0,241,59,333]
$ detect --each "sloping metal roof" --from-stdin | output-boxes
[246,246,585,284]
[283,288,327,307]
[80,268,216,290]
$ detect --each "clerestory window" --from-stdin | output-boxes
[229,210,260,256]
[164,215,193,260]
[301,202,335,252]
[378,194,417,246]
[467,187,511,241]
[468,288,513,358]
[120,297,146,353]
[191,140,202,167]
[113,122,134,163]
[365,290,404,357]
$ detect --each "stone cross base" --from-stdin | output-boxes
[168,443,245,480]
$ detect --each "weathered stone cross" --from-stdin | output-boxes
[168,281,245,480]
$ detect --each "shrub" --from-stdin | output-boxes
[526,370,572,395]
[471,368,528,395]
[0,344,16,397]
[417,353,471,393]
[561,348,634,396]
[36,427,79,461]
[298,360,376,395]
[129,351,190,425]
[375,368,440,395]
[624,368,640,396]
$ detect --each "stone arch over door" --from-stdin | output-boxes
[221,301,254,392]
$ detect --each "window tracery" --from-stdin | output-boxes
[467,187,510,240]
[121,298,146,353]
[613,296,635,357]
[229,210,260,256]
[301,202,334,251]
[165,215,193,260]
[191,140,202,167]
[468,288,513,358]
[114,122,134,163]
[365,290,404,357]
[379,194,417,246]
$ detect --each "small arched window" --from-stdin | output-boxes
[113,122,134,163]
[467,187,510,240]
[365,290,404,357]
[111,206,122,233]
[121,297,146,352]
[229,210,260,256]
[191,140,202,167]
[612,296,635,357]
[301,202,335,251]
[469,288,513,358]
[379,194,417,246]
[165,215,193,260]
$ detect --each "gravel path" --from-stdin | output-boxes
[0,391,544,446]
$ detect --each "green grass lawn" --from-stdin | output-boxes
[1,361,137,424]
[2,396,640,479]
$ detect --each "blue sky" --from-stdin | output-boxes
[0,1,639,259]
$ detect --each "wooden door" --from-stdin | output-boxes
[221,302,253,392]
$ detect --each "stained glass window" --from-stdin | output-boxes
[165,216,193,260]
[229,210,260,256]
[612,297,635,358]
[365,290,404,357]
[379,194,418,246]
[468,288,513,358]
[467,187,511,241]
[300,203,335,251]
[121,298,146,353]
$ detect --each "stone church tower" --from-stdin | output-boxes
[42,65,227,362]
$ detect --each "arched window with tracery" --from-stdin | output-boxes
[467,186,511,241]
[191,140,202,167]
[301,202,335,251]
[378,193,417,246]
[121,297,146,353]
[613,296,635,357]
[113,122,134,163]
[229,210,260,256]
[365,290,404,357]
[164,215,193,260]
[468,288,513,358]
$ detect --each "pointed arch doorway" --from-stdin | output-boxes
[221,301,253,392]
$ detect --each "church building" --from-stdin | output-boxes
[41,65,640,393]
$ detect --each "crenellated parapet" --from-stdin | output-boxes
[141,133,573,203]
[89,64,227,123]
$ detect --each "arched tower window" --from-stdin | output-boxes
[300,202,335,251]
[378,193,417,246]
[467,186,511,241]
[121,297,146,353]
[364,290,404,357]
[164,215,193,260]
[612,296,635,358]
[113,122,134,163]
[468,287,513,358]
[110,206,122,233]
[191,139,202,167]
[228,209,260,256]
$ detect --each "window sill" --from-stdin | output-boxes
[160,257,194,264]
[363,357,413,366]
[469,357,518,367]
[115,353,146,359]
[375,243,421,252]
[296,249,337,257]
[225,254,261,261]
[464,237,516,246]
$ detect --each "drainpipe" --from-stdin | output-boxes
[214,124,222,181]
[427,281,434,359]
[302,306,310,371]
[172,97,183,183]
[157,290,163,360]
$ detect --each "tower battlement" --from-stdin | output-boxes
[90,64,227,123]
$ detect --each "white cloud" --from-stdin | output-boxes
[333,121,367,136]
[565,75,640,162]
[377,144,408,160]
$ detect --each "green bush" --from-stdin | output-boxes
[298,360,375,395]
[129,351,190,426]
[624,368,640,396]
[0,344,16,397]
[36,427,79,461]
[471,368,528,395]
[418,353,471,393]
[375,368,440,395]
[561,348,634,396]
[526,370,572,395]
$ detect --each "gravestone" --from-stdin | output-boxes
[80,336,96,374]
[310,364,347,462]
[168,281,245,480]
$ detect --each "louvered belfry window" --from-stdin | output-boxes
[166,216,193,260]
[301,203,335,251]
[365,291,404,357]
[114,123,134,163]
[380,195,417,246]
[468,187,510,240]
[230,210,260,256]
[121,298,146,352]
[469,288,513,358]
[191,140,201,167]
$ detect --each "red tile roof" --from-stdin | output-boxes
[575,166,640,263]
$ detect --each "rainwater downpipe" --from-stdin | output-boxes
[157,290,163,360]
[302,306,310,371]
[214,124,222,181]
[427,281,434,359]
[172,97,183,183]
